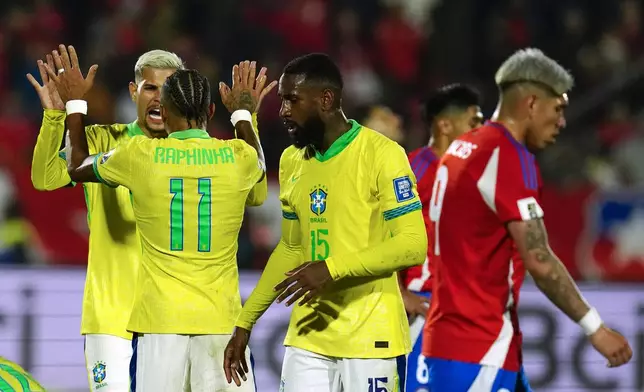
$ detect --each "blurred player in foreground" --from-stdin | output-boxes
[28,46,268,391]
[0,357,45,391]
[400,83,483,391]
[46,46,270,391]
[423,48,632,391]
[224,53,427,392]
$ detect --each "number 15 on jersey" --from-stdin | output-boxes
[428,165,448,256]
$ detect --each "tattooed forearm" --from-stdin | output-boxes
[232,91,257,112]
[523,219,590,322]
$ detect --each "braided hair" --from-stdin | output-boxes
[162,69,211,127]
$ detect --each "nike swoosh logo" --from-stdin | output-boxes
[291,175,301,183]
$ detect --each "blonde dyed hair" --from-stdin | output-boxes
[134,50,185,83]
[495,48,573,95]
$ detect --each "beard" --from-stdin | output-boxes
[287,116,326,150]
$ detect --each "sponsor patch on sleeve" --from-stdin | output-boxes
[517,197,544,221]
[393,176,414,203]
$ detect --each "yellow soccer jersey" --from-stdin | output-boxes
[31,109,142,339]
[94,129,263,334]
[0,357,45,391]
[278,120,422,358]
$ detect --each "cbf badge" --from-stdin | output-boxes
[310,185,329,216]
[93,361,107,389]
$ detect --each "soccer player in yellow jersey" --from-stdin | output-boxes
[27,47,268,391]
[0,357,45,392]
[224,53,428,392]
[46,46,268,391]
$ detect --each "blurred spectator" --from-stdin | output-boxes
[362,105,404,144]
[0,0,642,279]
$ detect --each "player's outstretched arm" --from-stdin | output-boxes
[28,54,75,190]
[43,44,101,184]
[245,114,268,207]
[325,144,427,279]
[224,217,302,386]
[329,211,427,279]
[220,60,277,185]
[508,218,633,367]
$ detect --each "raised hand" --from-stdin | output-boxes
[219,60,277,114]
[26,54,64,110]
[43,44,98,103]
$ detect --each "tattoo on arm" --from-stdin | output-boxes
[234,91,256,112]
[524,219,589,322]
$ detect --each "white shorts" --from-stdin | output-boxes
[84,334,133,392]
[131,333,256,392]
[280,346,407,392]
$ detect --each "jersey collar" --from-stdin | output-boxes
[314,119,361,162]
[127,121,145,137]
[168,129,211,140]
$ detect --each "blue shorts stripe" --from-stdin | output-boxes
[427,358,520,391]
[129,334,138,392]
[396,354,407,392]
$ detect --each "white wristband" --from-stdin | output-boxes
[65,100,88,115]
[579,307,603,336]
[230,110,252,126]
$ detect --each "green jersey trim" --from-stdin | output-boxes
[383,201,422,221]
[313,120,361,162]
[282,211,298,220]
[127,122,145,137]
[168,129,211,140]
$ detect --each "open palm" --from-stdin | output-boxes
[219,60,277,114]
[26,54,64,110]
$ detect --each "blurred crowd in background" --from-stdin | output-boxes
[0,0,643,281]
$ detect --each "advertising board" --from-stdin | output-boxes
[0,269,641,391]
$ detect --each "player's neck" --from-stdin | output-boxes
[320,111,351,152]
[491,110,528,145]
[136,119,153,138]
[428,136,450,157]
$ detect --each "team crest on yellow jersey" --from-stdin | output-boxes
[310,185,328,216]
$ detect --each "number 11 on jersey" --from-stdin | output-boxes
[429,165,448,255]
[169,178,212,252]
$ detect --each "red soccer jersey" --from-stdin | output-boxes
[422,122,543,372]
[401,146,439,293]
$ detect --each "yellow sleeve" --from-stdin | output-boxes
[231,139,264,190]
[236,218,302,330]
[236,150,302,330]
[31,111,117,190]
[93,138,136,188]
[245,113,267,206]
[324,143,427,280]
[31,110,72,190]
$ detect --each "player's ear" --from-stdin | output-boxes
[128,82,137,102]
[437,118,452,137]
[526,94,538,114]
[161,105,169,122]
[321,89,335,111]
[207,103,215,120]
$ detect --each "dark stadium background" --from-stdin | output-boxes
[0,0,642,390]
